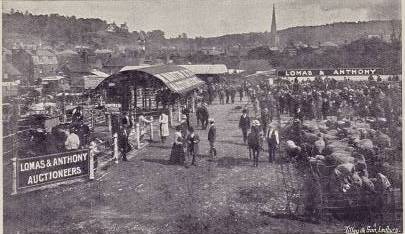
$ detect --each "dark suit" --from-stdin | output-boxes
[208,124,217,157]
[118,128,129,161]
[239,114,250,143]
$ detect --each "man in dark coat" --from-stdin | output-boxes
[260,107,271,135]
[200,103,209,130]
[118,125,129,161]
[181,105,191,128]
[239,109,251,144]
[208,118,217,159]
[225,85,231,104]
[121,112,133,131]
[266,125,279,163]
[238,85,244,102]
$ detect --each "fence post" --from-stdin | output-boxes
[131,114,136,133]
[191,95,195,113]
[113,133,119,164]
[177,102,181,122]
[107,113,112,132]
[91,110,95,130]
[11,158,17,195]
[169,106,173,127]
[89,150,95,180]
[135,123,141,149]
[150,116,154,141]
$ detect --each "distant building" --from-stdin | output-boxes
[179,64,228,83]
[41,75,66,95]
[103,56,144,74]
[106,22,119,33]
[200,47,224,56]
[239,59,272,74]
[11,48,58,84]
[283,44,298,57]
[2,62,22,97]
[268,4,279,49]
[56,49,78,67]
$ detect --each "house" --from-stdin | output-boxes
[179,64,228,83]
[94,49,113,69]
[103,55,144,74]
[32,49,58,81]
[56,49,78,64]
[83,70,110,90]
[2,62,22,97]
[60,61,92,91]
[106,22,119,33]
[11,48,58,85]
[60,59,110,91]
[41,75,67,95]
[239,59,272,74]
[320,41,339,49]
[283,44,298,57]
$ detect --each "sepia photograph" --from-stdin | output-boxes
[1,0,403,233]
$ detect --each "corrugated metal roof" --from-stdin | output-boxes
[41,76,64,81]
[120,65,154,72]
[179,64,228,75]
[84,77,105,89]
[94,49,113,54]
[98,65,204,94]
[90,69,109,78]
[56,49,78,56]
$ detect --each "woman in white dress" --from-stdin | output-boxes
[138,112,152,140]
[159,111,169,143]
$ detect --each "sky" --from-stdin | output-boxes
[2,0,401,38]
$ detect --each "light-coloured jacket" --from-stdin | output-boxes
[159,114,170,137]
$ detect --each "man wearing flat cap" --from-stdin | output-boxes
[208,118,217,159]
[239,108,251,144]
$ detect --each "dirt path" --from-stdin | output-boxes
[4,99,343,233]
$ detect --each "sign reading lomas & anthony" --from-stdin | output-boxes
[17,149,90,189]
[277,68,383,77]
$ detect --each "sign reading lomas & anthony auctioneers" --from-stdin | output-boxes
[17,149,90,189]
[277,68,384,77]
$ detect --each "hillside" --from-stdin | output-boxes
[2,11,401,50]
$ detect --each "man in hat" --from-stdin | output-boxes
[200,102,209,130]
[118,125,130,161]
[260,107,271,135]
[121,111,133,132]
[180,114,188,139]
[208,118,217,159]
[239,109,251,144]
[181,104,191,128]
[65,127,80,151]
[266,123,279,163]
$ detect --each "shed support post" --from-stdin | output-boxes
[113,133,119,164]
[169,106,173,127]
[89,150,95,180]
[11,158,17,195]
[149,117,154,141]
[135,123,141,149]
[177,102,181,122]
[191,93,196,113]
[107,113,112,132]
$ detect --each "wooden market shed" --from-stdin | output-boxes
[95,64,205,113]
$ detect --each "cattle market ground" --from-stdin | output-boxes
[4,98,372,234]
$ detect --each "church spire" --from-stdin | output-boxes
[269,3,278,48]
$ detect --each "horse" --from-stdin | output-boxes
[248,126,263,167]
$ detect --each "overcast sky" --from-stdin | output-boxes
[2,0,401,38]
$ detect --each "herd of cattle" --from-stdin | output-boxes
[283,116,399,215]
